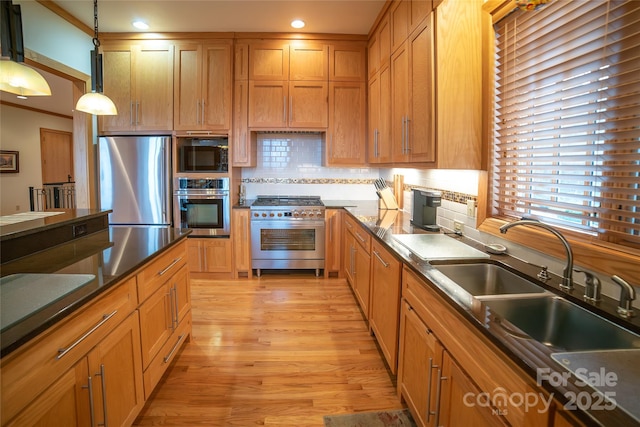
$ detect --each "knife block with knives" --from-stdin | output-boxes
[374,178,399,210]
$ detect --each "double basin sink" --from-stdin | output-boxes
[431,260,640,352]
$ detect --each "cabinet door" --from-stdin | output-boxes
[391,41,410,163]
[171,264,191,322]
[138,282,172,368]
[186,238,204,272]
[397,300,441,427]
[408,18,435,163]
[289,43,328,81]
[438,351,509,427]
[134,44,174,131]
[353,242,371,319]
[343,230,356,286]
[249,42,290,80]
[100,46,133,132]
[329,44,366,81]
[289,81,328,128]
[325,209,342,276]
[6,358,91,427]
[90,312,144,427]
[202,42,232,130]
[202,238,233,273]
[390,0,409,53]
[232,209,252,276]
[232,80,255,166]
[410,0,432,33]
[174,43,203,130]
[327,82,366,165]
[368,66,392,164]
[248,80,288,128]
[369,241,402,373]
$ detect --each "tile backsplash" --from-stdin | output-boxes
[240,133,379,200]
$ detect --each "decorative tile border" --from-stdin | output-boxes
[240,178,476,206]
[241,177,378,185]
[405,184,477,206]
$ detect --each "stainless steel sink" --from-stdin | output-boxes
[432,262,546,296]
[485,296,640,352]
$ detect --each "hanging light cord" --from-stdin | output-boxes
[92,0,100,49]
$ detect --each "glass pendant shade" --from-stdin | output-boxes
[75,91,117,115]
[0,59,52,96]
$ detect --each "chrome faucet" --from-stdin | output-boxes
[612,275,636,318]
[499,219,574,290]
[574,269,601,302]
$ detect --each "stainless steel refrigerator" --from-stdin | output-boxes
[98,135,171,226]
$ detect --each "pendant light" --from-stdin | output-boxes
[0,0,51,97]
[75,0,117,115]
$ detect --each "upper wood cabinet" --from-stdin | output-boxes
[435,0,483,169]
[326,81,366,165]
[232,80,256,167]
[391,0,432,53]
[174,41,232,131]
[100,42,174,133]
[248,41,328,81]
[368,14,391,79]
[368,65,392,164]
[329,43,367,81]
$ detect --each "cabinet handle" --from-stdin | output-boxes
[350,245,356,276]
[289,96,292,125]
[373,249,390,268]
[57,310,118,360]
[426,357,439,423]
[434,369,447,427]
[354,231,366,244]
[166,291,174,330]
[163,334,186,363]
[172,284,180,328]
[405,117,411,153]
[401,116,406,154]
[129,101,134,126]
[82,376,96,427]
[201,99,206,124]
[158,257,182,276]
[196,100,200,125]
[96,364,109,427]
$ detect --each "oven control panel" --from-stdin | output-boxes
[251,209,325,220]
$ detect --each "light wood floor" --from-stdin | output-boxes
[133,272,404,426]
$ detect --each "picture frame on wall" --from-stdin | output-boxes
[0,150,19,173]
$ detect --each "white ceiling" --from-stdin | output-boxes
[2,0,384,116]
[54,0,385,35]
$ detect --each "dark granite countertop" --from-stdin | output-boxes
[0,209,111,241]
[342,204,639,427]
[0,226,191,357]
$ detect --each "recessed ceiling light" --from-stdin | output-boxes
[290,19,305,29]
[132,20,149,30]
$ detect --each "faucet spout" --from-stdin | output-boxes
[499,220,574,290]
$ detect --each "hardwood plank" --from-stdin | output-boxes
[133,275,403,426]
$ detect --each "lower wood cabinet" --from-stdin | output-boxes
[187,237,233,273]
[232,209,252,278]
[324,208,342,277]
[1,240,192,427]
[343,218,371,318]
[6,312,145,427]
[369,240,402,374]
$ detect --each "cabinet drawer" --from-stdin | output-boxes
[143,310,192,399]
[0,277,137,425]
[137,241,187,303]
[344,215,371,252]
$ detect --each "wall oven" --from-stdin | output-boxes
[250,196,325,276]
[173,177,230,236]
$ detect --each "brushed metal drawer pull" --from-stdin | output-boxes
[57,310,118,360]
[96,364,109,427]
[158,257,182,276]
[355,231,366,243]
[163,334,186,363]
[82,376,96,427]
[373,250,389,268]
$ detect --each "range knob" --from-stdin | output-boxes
[253,212,259,217]
[293,211,300,217]
[277,212,283,217]
[301,211,308,217]
[269,212,275,217]
[261,213,267,217]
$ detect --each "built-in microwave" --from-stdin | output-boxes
[176,136,228,173]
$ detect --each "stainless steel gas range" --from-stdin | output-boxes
[250,196,325,276]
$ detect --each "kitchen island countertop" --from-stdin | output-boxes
[0,225,191,357]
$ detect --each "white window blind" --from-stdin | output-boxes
[493,0,640,249]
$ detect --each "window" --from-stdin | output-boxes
[492,0,640,250]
